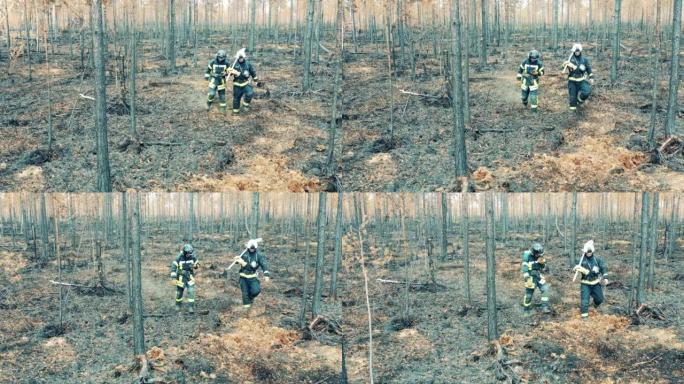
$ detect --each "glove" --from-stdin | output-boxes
[523,272,530,281]
[516,74,522,80]
[589,78,595,85]
[264,276,270,282]
[234,256,247,267]
[525,277,535,289]
[228,68,240,76]
[204,73,210,80]
[531,70,539,76]
[573,265,590,275]
[256,81,264,88]
[592,266,600,274]
[170,272,177,278]
[537,257,545,265]
[601,279,608,286]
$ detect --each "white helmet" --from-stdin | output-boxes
[236,48,247,60]
[582,240,595,254]
[245,238,259,250]
[571,43,583,53]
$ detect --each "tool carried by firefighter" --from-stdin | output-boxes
[227,237,263,271]
[229,238,270,310]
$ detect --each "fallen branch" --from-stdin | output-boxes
[631,353,664,368]
[636,303,666,320]
[399,89,442,99]
[318,43,331,54]
[79,93,95,101]
[49,280,90,288]
[308,315,343,335]
[555,217,565,238]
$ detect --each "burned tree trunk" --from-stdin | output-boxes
[312,192,327,317]
[131,193,145,355]
[485,193,498,341]
[663,0,682,137]
[93,0,112,192]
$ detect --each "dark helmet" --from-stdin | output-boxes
[529,50,540,61]
[216,49,227,61]
[182,244,194,255]
[531,243,544,257]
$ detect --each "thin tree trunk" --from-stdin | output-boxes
[636,192,650,306]
[93,0,112,192]
[325,0,344,177]
[663,0,682,137]
[329,193,344,300]
[610,0,622,83]
[461,193,472,305]
[440,193,448,261]
[570,192,578,266]
[303,0,315,90]
[647,0,661,148]
[312,192,327,317]
[249,0,257,53]
[40,193,49,265]
[647,192,659,290]
[131,193,145,355]
[167,0,176,72]
[356,200,374,384]
[450,0,468,189]
[299,194,313,328]
[485,193,497,341]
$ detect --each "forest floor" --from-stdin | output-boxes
[0,229,345,383]
[341,37,684,191]
[344,229,684,383]
[1,36,683,192]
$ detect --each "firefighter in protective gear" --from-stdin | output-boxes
[517,50,545,111]
[521,242,551,313]
[205,49,230,112]
[226,49,262,115]
[170,244,199,313]
[562,43,594,111]
[233,239,270,309]
[573,240,608,319]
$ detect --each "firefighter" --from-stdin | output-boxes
[205,49,230,112]
[226,49,263,115]
[233,239,270,309]
[521,242,551,313]
[170,244,199,314]
[516,50,545,111]
[573,240,608,319]
[563,43,594,111]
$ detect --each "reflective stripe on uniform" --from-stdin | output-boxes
[581,279,601,285]
[522,295,532,307]
[581,313,589,317]
[187,298,195,302]
[569,76,586,82]
[233,81,249,87]
[240,273,258,278]
[176,298,183,302]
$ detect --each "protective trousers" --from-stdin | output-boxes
[207,76,227,109]
[240,276,261,307]
[232,85,254,113]
[568,80,591,109]
[580,283,604,318]
[523,275,550,309]
[175,275,196,308]
[521,77,539,109]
